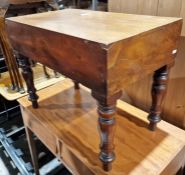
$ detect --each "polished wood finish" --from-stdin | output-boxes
[118,36,185,130]
[97,104,116,171]
[19,79,185,175]
[6,9,182,170]
[18,55,39,108]
[148,66,169,131]
[6,9,182,44]
[109,0,185,36]
[6,10,182,95]
[109,0,185,130]
[0,10,23,91]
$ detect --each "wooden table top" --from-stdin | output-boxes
[19,79,185,175]
[6,9,181,45]
[6,9,182,99]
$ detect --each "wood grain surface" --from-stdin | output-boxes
[7,9,183,170]
[108,0,185,129]
[6,9,181,45]
[6,9,182,98]
[19,79,185,175]
[107,20,182,96]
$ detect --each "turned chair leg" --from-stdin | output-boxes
[43,65,50,79]
[92,91,121,171]
[148,65,169,131]
[18,55,39,108]
[54,71,60,78]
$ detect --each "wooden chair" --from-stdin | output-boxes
[0,0,56,93]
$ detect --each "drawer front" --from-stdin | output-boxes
[58,140,95,175]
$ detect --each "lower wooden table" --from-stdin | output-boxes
[6,9,182,170]
[18,79,185,175]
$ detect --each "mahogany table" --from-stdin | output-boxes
[18,79,185,175]
[6,9,182,171]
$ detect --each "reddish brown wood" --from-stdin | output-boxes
[97,104,116,171]
[148,65,169,131]
[5,10,182,171]
[18,54,39,108]
[92,91,122,171]
[18,79,185,175]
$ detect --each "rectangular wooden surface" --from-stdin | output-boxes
[5,9,182,98]
[6,9,181,45]
[19,79,185,175]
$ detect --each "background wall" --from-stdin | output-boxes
[109,0,185,36]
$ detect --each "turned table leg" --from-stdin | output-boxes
[92,92,121,171]
[18,55,39,108]
[148,65,169,131]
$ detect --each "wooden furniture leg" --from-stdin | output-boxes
[18,55,39,108]
[1,44,16,89]
[0,1,55,93]
[0,14,24,92]
[0,16,16,90]
[25,127,40,175]
[148,65,169,131]
[54,71,60,78]
[10,50,24,92]
[92,91,121,171]
[73,80,80,90]
[43,65,50,78]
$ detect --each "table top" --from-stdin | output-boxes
[19,79,185,175]
[6,9,182,97]
[7,9,181,45]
